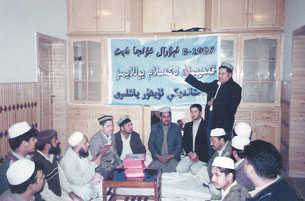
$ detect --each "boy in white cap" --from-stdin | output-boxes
[89,115,122,177]
[60,132,103,201]
[148,107,183,172]
[0,122,39,195]
[184,62,242,158]
[211,157,250,201]
[33,129,83,201]
[233,122,252,139]
[0,159,45,201]
[114,115,146,160]
[231,135,255,191]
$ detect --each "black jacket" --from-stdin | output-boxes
[246,177,298,201]
[114,131,146,158]
[182,118,209,163]
[185,75,242,132]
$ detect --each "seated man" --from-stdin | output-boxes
[0,122,38,195]
[176,104,209,175]
[89,115,122,177]
[33,129,83,201]
[148,107,183,173]
[211,157,250,201]
[0,159,45,201]
[114,115,146,160]
[60,132,103,201]
[231,135,255,191]
[244,140,298,201]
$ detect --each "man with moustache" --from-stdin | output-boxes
[0,122,38,195]
[89,115,122,177]
[33,129,83,201]
[176,104,209,175]
[114,115,146,160]
[148,107,183,172]
[184,62,242,158]
[60,132,103,201]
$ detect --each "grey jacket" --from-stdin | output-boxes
[223,183,250,201]
[89,130,122,177]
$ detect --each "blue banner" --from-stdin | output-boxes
[109,36,218,106]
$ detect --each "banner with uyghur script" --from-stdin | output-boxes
[108,36,219,106]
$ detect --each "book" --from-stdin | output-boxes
[91,144,112,161]
[123,154,146,168]
[125,168,145,177]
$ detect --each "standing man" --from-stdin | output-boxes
[231,135,255,191]
[176,104,209,175]
[114,115,146,160]
[0,122,38,195]
[0,159,45,201]
[184,62,242,157]
[211,157,250,201]
[60,132,103,201]
[244,140,298,201]
[89,115,122,177]
[33,129,83,201]
[148,107,183,173]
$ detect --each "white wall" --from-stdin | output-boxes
[0,0,67,83]
[283,0,305,81]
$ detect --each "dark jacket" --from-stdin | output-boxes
[185,75,242,133]
[148,122,183,161]
[246,177,298,201]
[114,131,146,157]
[182,118,209,163]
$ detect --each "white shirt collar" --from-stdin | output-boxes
[218,141,228,156]
[221,181,237,200]
[235,158,244,168]
[249,175,280,197]
[101,131,112,144]
[120,132,132,160]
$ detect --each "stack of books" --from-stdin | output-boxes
[123,154,145,178]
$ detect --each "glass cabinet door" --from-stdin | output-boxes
[241,36,279,104]
[220,36,238,80]
[73,41,102,102]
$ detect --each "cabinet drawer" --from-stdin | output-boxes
[253,111,279,121]
[68,108,90,118]
[235,111,251,120]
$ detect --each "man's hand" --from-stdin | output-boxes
[68,192,84,201]
[207,98,214,107]
[183,67,190,77]
[189,152,199,162]
[92,154,102,166]
[163,154,175,163]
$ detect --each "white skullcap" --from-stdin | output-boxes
[68,131,84,147]
[210,128,226,137]
[159,107,171,113]
[234,122,252,139]
[220,62,234,71]
[7,159,35,185]
[8,122,31,139]
[231,136,250,150]
[212,157,234,169]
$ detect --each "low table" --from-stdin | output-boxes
[103,168,161,201]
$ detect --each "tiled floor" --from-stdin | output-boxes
[287,177,305,201]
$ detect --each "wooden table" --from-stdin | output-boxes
[103,168,161,201]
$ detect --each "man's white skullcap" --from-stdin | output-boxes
[231,136,250,150]
[8,122,31,139]
[220,62,234,71]
[210,128,226,137]
[212,157,234,169]
[234,122,252,139]
[68,131,84,147]
[7,159,35,185]
[159,107,171,113]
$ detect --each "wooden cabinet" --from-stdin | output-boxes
[209,0,284,31]
[68,0,128,32]
[143,0,205,32]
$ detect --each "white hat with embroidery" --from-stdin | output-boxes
[68,131,84,147]
[210,128,226,137]
[234,122,252,139]
[212,157,234,169]
[8,122,32,139]
[7,159,35,185]
[231,136,250,150]
[159,107,171,113]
